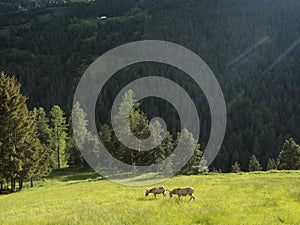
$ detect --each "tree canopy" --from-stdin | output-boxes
[0,0,300,172]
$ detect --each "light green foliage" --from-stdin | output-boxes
[49,105,68,169]
[0,170,300,224]
[278,138,300,170]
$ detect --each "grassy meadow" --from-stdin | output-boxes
[0,169,300,225]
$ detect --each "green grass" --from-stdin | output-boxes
[0,170,300,225]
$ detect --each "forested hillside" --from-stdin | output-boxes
[1,0,300,171]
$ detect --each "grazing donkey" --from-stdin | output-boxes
[145,186,167,198]
[169,187,195,201]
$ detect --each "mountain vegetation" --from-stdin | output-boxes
[0,0,300,189]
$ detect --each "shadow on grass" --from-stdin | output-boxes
[107,172,163,180]
[0,189,20,195]
[48,167,105,182]
[136,196,161,201]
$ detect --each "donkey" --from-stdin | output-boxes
[145,186,167,198]
[169,187,195,201]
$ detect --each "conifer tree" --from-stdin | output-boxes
[266,158,278,171]
[30,108,52,186]
[99,124,115,167]
[160,132,174,174]
[231,161,241,173]
[113,89,150,171]
[0,72,42,191]
[49,105,68,169]
[248,154,262,172]
[148,119,167,171]
[175,129,202,175]
[33,107,51,146]
[278,138,300,170]
[67,101,88,167]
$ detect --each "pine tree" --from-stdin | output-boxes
[113,89,150,171]
[31,107,52,183]
[160,132,174,174]
[67,101,88,167]
[113,89,136,168]
[29,108,52,186]
[99,124,114,151]
[175,129,202,175]
[21,131,51,188]
[278,138,300,170]
[66,137,84,167]
[33,107,51,146]
[148,119,167,172]
[130,107,151,171]
[49,105,68,169]
[248,154,262,172]
[0,140,3,193]
[99,124,115,168]
[266,158,278,171]
[0,72,42,192]
[71,101,88,150]
[231,161,241,173]
[198,158,209,173]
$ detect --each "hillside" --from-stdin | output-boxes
[0,169,299,224]
[0,0,300,171]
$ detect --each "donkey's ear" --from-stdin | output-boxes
[145,189,148,191]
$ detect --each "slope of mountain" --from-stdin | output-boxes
[0,0,300,171]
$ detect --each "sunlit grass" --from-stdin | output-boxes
[0,170,299,224]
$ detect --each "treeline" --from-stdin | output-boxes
[231,138,300,173]
[0,0,96,14]
[0,0,300,172]
[0,73,203,193]
[1,72,299,193]
[100,89,204,174]
[0,72,94,192]
[0,72,70,192]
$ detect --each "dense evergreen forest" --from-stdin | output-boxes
[1,0,300,172]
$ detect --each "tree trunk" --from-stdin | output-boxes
[0,181,2,194]
[19,179,23,190]
[57,143,61,169]
[31,179,34,188]
[11,180,16,192]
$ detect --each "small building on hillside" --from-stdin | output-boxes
[97,16,107,20]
